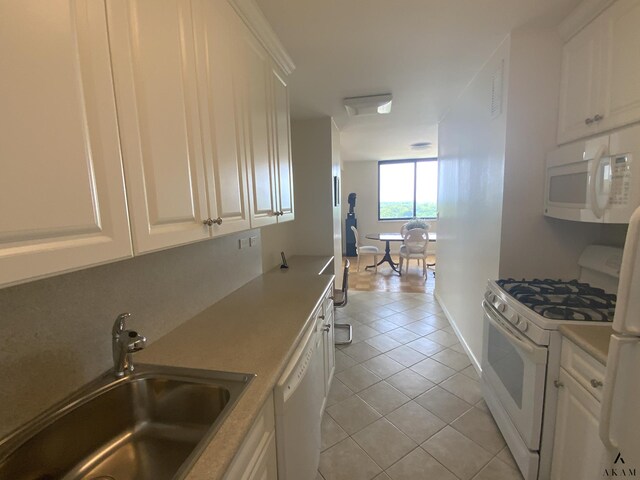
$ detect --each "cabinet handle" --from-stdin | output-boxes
[323,324,331,332]
[554,380,564,388]
[203,217,223,226]
[590,379,603,388]
[585,117,594,125]
[593,114,604,122]
[319,315,325,320]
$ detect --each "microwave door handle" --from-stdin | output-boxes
[589,145,608,219]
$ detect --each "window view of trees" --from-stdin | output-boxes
[379,159,438,220]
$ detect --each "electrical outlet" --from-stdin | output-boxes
[249,236,258,247]
[239,238,250,249]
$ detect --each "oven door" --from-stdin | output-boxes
[482,301,548,451]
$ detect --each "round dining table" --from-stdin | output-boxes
[365,232,436,273]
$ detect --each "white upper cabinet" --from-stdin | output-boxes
[241,30,296,227]
[107,0,210,253]
[558,0,640,144]
[558,17,605,144]
[0,0,294,287]
[0,0,132,288]
[192,0,251,235]
[271,66,295,223]
[601,0,640,132]
[242,31,279,228]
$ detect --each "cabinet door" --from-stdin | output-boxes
[270,66,295,223]
[241,31,278,227]
[600,0,640,132]
[247,433,278,480]
[0,0,132,288]
[107,0,210,253]
[551,368,612,479]
[192,0,251,236]
[557,17,604,144]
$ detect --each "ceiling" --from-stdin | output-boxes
[254,0,582,162]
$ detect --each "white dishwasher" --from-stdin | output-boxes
[274,317,324,480]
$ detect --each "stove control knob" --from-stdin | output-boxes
[518,320,529,332]
[489,294,497,303]
[512,314,520,326]
[497,302,506,313]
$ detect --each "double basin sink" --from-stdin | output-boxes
[0,365,253,480]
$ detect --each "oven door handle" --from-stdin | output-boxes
[483,301,546,363]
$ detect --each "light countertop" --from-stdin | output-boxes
[559,324,613,365]
[136,257,334,480]
[266,254,334,276]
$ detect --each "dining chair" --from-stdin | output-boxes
[333,259,352,345]
[350,226,379,272]
[399,227,429,277]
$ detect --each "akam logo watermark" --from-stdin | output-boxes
[603,452,637,477]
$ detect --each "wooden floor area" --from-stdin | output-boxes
[346,254,436,293]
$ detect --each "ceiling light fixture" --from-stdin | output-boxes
[344,94,392,116]
[410,142,432,150]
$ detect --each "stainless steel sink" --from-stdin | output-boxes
[0,365,254,480]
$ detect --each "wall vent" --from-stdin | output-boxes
[491,60,504,119]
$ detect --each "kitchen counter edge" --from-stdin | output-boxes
[559,324,613,365]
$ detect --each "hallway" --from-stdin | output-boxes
[319,290,522,480]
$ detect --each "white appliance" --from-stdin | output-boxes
[274,318,324,480]
[544,124,640,223]
[481,245,622,479]
[600,206,640,469]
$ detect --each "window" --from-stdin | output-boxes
[378,159,438,220]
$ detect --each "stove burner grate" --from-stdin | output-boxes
[497,278,616,322]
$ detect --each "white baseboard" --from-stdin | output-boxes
[434,291,482,375]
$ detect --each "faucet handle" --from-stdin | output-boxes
[112,312,132,336]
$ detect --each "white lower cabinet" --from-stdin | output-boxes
[223,393,278,480]
[551,339,612,479]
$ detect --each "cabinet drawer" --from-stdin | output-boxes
[560,337,606,402]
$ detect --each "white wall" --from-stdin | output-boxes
[436,37,510,368]
[261,117,343,279]
[341,161,438,254]
[289,118,335,257]
[260,221,298,271]
[331,119,344,276]
[499,28,601,279]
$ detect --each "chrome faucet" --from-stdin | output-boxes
[112,313,147,377]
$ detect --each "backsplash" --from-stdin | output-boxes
[0,230,262,437]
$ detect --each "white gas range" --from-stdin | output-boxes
[481,245,622,480]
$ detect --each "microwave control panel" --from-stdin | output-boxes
[610,154,631,206]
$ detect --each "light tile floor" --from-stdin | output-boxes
[318,290,523,480]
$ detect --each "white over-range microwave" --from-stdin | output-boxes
[544,124,640,223]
